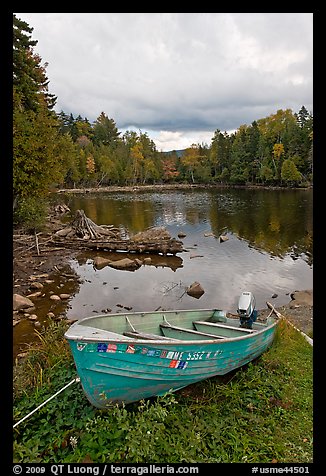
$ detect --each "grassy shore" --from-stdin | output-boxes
[13,318,313,463]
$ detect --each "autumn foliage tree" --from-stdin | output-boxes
[272,143,285,181]
[162,154,180,182]
[181,144,207,183]
[13,14,71,228]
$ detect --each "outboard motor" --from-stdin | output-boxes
[237,292,257,329]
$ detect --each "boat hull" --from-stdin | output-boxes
[67,324,277,408]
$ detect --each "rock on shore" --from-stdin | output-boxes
[258,289,313,336]
[13,294,34,311]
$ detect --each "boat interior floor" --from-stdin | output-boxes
[121,314,259,342]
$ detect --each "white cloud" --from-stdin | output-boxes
[152,131,185,151]
[152,130,215,151]
[14,12,313,150]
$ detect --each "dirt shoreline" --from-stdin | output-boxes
[257,297,313,337]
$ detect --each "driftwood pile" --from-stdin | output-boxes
[53,209,184,255]
[55,209,121,240]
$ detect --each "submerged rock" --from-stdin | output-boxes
[26,291,42,299]
[186,281,205,299]
[109,258,142,270]
[219,234,229,243]
[50,294,61,301]
[59,293,70,299]
[93,256,112,269]
[30,282,44,290]
[28,314,38,321]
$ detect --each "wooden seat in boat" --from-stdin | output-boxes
[193,320,256,336]
[123,330,180,341]
[160,323,224,340]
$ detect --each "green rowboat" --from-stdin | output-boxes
[65,295,278,408]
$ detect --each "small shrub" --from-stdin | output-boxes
[13,196,48,232]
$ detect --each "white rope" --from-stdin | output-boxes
[13,377,80,429]
[287,321,313,347]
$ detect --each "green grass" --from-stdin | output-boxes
[13,318,313,463]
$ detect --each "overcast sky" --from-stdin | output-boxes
[15,13,313,151]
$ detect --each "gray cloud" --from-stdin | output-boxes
[15,12,313,149]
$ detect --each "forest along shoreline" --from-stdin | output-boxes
[13,185,313,361]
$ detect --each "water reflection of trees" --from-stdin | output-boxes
[64,189,313,265]
[208,189,313,265]
[64,194,156,235]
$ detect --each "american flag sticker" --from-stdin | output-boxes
[177,361,188,369]
[169,360,178,368]
[169,360,188,369]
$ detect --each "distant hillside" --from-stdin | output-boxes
[161,149,185,157]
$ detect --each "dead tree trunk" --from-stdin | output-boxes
[71,210,120,240]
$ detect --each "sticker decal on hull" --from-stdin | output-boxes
[76,342,223,362]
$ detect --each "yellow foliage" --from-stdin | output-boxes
[272,143,284,160]
[86,156,96,174]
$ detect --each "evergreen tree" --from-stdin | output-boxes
[57,110,72,135]
[13,14,56,111]
[13,15,63,213]
[229,125,251,183]
[281,159,302,186]
[210,130,230,180]
[296,105,311,129]
[93,112,120,147]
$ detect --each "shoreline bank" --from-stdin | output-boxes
[56,182,312,194]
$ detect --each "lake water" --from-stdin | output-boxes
[61,187,313,318]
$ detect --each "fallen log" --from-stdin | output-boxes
[53,237,183,255]
[53,210,184,255]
